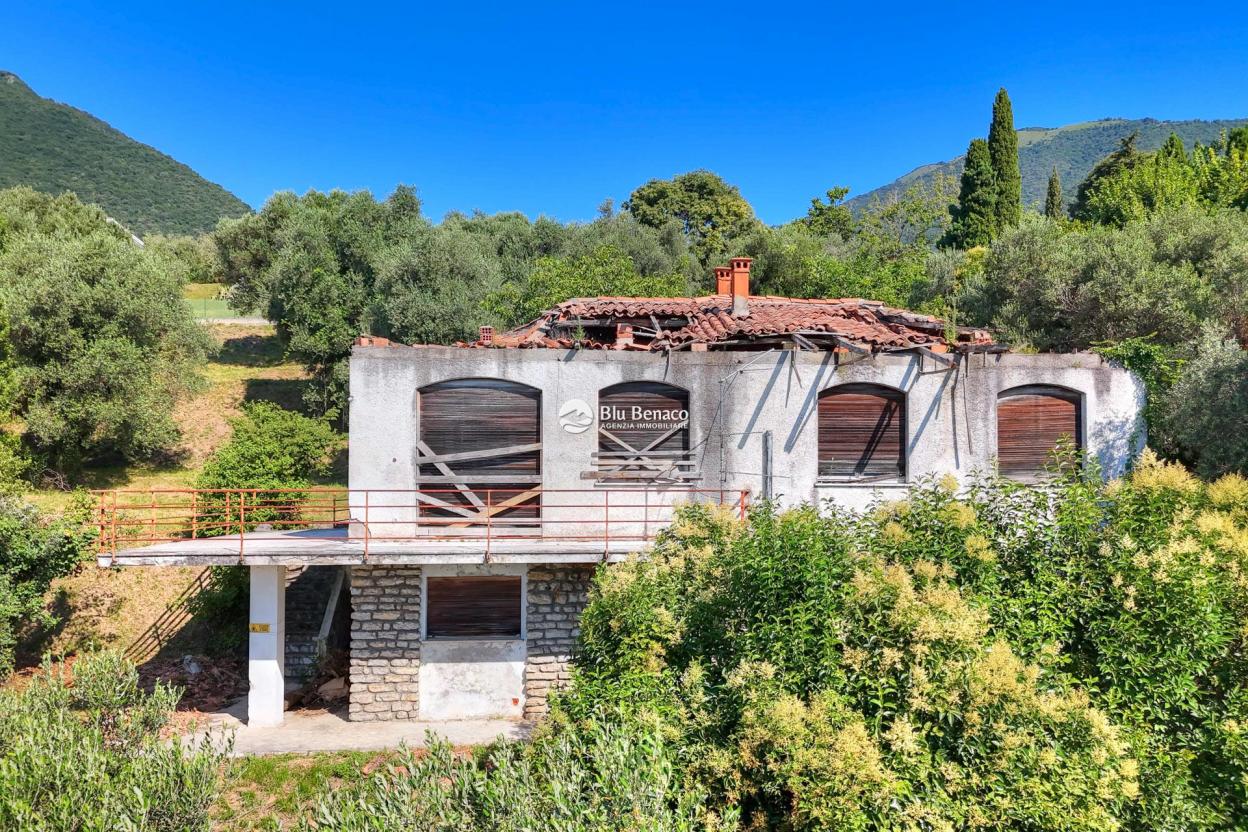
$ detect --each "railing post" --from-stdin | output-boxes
[739,489,747,521]
[485,489,492,563]
[363,490,370,563]
[110,490,118,565]
[149,489,156,544]
[643,487,650,542]
[238,490,246,563]
[191,491,198,539]
[603,489,610,559]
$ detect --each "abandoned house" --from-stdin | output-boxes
[94,257,1145,727]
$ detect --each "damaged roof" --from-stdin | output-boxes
[464,294,998,354]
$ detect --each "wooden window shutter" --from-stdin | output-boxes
[418,379,541,523]
[818,384,905,480]
[598,382,690,454]
[996,386,1082,478]
[597,382,692,481]
[425,576,522,638]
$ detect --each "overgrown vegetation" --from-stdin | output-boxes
[0,494,91,676]
[0,651,229,830]
[0,187,211,474]
[555,456,1248,830]
[302,715,736,831]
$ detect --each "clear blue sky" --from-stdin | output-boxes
[4,1,1247,225]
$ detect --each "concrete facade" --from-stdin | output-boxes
[350,345,1145,516]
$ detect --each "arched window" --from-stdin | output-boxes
[417,379,541,526]
[996,385,1082,478]
[817,384,906,481]
[596,382,693,481]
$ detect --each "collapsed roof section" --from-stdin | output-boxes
[469,295,999,354]
[462,254,1000,356]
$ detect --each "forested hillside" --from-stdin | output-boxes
[0,72,250,235]
[850,117,1248,211]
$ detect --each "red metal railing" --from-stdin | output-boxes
[93,487,750,563]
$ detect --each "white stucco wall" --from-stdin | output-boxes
[348,346,1145,527]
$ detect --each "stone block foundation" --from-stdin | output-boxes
[346,563,596,722]
[524,565,594,719]
[347,565,422,722]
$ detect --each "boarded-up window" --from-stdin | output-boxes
[418,379,541,526]
[597,382,693,481]
[996,386,1082,478]
[425,576,522,638]
[818,384,906,480]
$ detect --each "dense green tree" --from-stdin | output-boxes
[144,234,219,284]
[802,186,855,239]
[959,210,1239,351]
[484,245,688,328]
[988,88,1022,230]
[1072,133,1144,221]
[624,170,758,270]
[0,190,209,470]
[943,138,997,248]
[1160,324,1248,477]
[1045,167,1064,219]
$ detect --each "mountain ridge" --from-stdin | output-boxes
[0,71,250,236]
[848,116,1248,212]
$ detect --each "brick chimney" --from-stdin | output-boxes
[615,323,634,348]
[729,256,752,317]
[714,266,731,295]
[478,325,494,345]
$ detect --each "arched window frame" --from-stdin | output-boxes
[995,384,1084,480]
[594,381,696,483]
[816,383,907,483]
[416,377,543,526]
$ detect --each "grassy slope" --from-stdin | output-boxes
[20,325,313,663]
[848,116,1248,211]
[216,752,402,830]
[0,72,251,236]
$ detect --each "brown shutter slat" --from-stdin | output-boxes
[598,382,690,454]
[419,380,541,520]
[996,386,1081,477]
[425,576,522,638]
[818,384,905,479]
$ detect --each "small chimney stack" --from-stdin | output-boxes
[714,266,731,296]
[729,256,752,317]
[478,325,494,345]
[615,323,634,348]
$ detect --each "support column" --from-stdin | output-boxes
[248,565,286,727]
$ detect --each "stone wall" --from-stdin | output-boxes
[524,565,594,719]
[347,565,421,722]
[284,566,343,680]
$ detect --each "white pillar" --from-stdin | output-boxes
[247,565,286,726]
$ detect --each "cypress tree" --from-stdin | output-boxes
[988,87,1021,230]
[944,138,997,249]
[1045,167,1064,219]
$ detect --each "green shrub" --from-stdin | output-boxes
[197,401,339,491]
[301,713,736,831]
[195,401,340,533]
[1159,325,1248,477]
[567,456,1248,830]
[0,651,229,831]
[0,493,91,677]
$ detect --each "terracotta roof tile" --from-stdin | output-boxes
[458,294,997,353]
